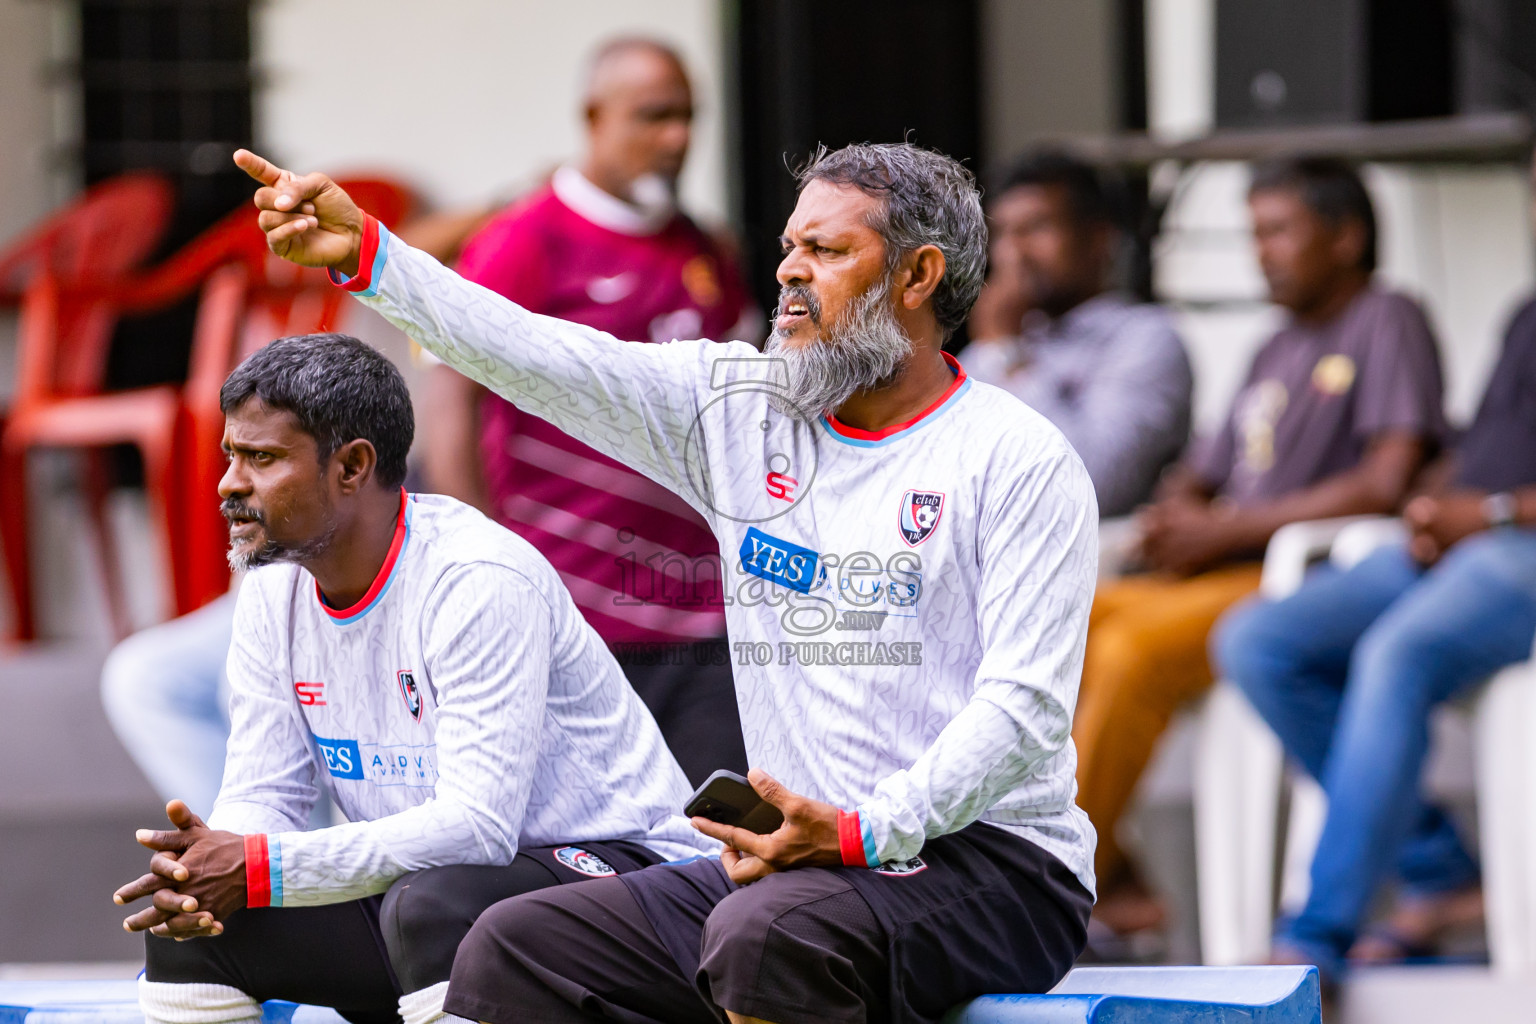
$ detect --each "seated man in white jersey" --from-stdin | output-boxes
[111,334,713,1024]
[236,141,1098,1024]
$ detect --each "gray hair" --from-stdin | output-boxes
[795,142,986,340]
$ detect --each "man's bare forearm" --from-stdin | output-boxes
[1221,433,1426,552]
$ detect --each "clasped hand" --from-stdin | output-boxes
[689,769,844,884]
[114,800,246,940]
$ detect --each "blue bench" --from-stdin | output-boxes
[2,966,1319,1024]
[0,982,346,1024]
[952,966,1321,1024]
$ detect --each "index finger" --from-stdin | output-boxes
[114,871,172,906]
[233,149,286,187]
[690,816,770,857]
[136,828,196,853]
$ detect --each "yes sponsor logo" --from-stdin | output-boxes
[315,735,363,780]
[739,527,820,594]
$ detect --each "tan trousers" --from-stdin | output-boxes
[1073,563,1264,886]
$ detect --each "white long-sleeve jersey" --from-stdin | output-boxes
[334,218,1099,893]
[208,490,712,907]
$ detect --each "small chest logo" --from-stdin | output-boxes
[294,681,326,706]
[898,490,944,546]
[554,846,618,877]
[874,855,928,876]
[765,471,798,502]
[397,670,423,722]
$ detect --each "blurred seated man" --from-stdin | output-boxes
[1212,196,1536,981]
[1075,157,1445,936]
[114,334,712,1024]
[963,151,1192,516]
[424,37,755,785]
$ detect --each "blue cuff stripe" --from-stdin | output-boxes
[860,817,880,869]
[268,838,284,907]
[361,222,392,298]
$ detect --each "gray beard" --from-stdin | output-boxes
[227,523,337,573]
[764,278,913,421]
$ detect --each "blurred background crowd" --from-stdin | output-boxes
[3,2,1536,1021]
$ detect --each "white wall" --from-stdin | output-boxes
[254,0,729,222]
[0,0,62,245]
[0,0,72,405]
[981,0,1118,161]
[1146,0,1533,433]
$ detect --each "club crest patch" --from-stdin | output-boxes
[554,846,618,877]
[874,856,928,876]
[898,490,944,546]
[397,670,423,722]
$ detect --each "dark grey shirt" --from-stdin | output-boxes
[1190,286,1447,505]
[1456,296,1536,492]
[960,293,1193,516]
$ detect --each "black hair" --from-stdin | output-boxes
[219,333,414,488]
[994,149,1115,228]
[1248,156,1379,272]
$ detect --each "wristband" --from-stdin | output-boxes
[244,833,273,908]
[836,810,867,868]
[1483,491,1519,529]
[327,215,385,296]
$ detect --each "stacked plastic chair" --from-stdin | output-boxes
[0,174,175,641]
[0,177,411,640]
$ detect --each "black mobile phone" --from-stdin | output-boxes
[683,769,785,834]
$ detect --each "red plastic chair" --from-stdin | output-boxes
[0,177,412,640]
[0,173,173,301]
[0,174,174,640]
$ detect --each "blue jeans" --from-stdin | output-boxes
[1212,529,1536,969]
[102,593,236,818]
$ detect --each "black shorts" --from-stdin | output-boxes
[144,840,661,1024]
[446,822,1091,1024]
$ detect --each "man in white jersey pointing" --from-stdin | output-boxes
[236,141,1098,1024]
[112,334,712,1024]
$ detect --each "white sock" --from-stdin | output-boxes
[139,980,262,1024]
[399,981,475,1024]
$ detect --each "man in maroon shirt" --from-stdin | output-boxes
[423,38,756,784]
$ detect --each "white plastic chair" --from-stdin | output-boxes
[1192,516,1536,975]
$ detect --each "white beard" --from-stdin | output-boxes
[764,277,913,421]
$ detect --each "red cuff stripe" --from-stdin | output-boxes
[244,833,272,908]
[329,215,380,292]
[837,810,866,868]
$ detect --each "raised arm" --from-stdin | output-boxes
[233,150,724,512]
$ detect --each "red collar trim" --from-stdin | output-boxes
[824,353,967,441]
[316,488,409,620]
